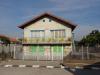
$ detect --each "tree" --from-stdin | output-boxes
[0,36,11,60]
[0,37,10,45]
[79,30,100,46]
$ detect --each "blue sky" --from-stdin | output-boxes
[0,0,100,40]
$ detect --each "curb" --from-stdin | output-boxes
[0,65,63,69]
[0,65,100,70]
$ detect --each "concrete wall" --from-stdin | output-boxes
[24,17,72,39]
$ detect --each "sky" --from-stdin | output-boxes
[0,0,100,41]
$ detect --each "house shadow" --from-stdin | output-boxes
[65,68,100,75]
[64,62,100,75]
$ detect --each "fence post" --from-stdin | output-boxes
[87,46,89,59]
[51,46,53,61]
[81,45,84,60]
[61,44,64,63]
[13,45,16,59]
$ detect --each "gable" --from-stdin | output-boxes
[18,13,77,31]
[24,17,70,30]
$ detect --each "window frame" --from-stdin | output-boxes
[31,30,45,38]
[50,29,66,39]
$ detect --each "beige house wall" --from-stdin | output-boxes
[24,17,72,39]
[23,17,73,59]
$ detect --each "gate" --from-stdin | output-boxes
[22,45,63,60]
[52,46,62,60]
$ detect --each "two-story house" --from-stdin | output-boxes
[18,13,76,60]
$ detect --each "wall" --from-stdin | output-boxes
[24,17,72,39]
[23,17,73,60]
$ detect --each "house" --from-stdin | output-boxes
[0,34,18,44]
[18,13,77,60]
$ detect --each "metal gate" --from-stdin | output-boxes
[23,45,63,60]
[52,46,62,60]
[31,46,62,60]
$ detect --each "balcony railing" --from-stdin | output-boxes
[22,37,72,44]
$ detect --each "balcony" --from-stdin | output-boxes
[22,37,72,44]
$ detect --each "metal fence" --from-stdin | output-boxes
[0,44,100,60]
[68,46,100,60]
[0,44,22,60]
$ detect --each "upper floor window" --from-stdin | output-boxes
[31,30,45,38]
[51,29,65,38]
[49,19,52,22]
[43,20,45,22]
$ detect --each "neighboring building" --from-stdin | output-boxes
[0,34,18,44]
[18,13,77,60]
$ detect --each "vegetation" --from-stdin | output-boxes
[0,36,10,45]
[79,30,100,46]
[0,36,11,60]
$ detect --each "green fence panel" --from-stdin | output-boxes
[31,46,37,54]
[53,46,57,55]
[39,46,44,55]
[58,46,62,52]
[58,46,62,54]
[53,46,62,55]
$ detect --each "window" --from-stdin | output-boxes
[31,30,45,38]
[49,19,52,22]
[51,29,65,39]
[43,20,45,22]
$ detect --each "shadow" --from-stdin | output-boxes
[64,62,100,75]
[74,69,100,75]
[64,68,100,75]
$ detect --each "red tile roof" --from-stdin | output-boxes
[0,34,18,42]
[9,38,18,42]
[0,34,8,38]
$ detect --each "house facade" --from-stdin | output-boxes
[18,13,76,60]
